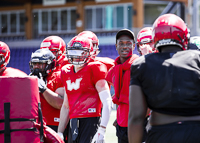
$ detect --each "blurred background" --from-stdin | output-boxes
[0,0,193,74]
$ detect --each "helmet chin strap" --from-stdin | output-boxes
[0,66,6,74]
[74,64,83,68]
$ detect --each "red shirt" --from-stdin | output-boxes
[0,67,27,76]
[93,57,115,71]
[106,55,139,127]
[40,71,63,126]
[60,57,70,68]
[61,62,107,119]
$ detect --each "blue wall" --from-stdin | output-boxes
[8,45,139,74]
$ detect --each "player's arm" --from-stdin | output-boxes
[57,89,70,139]
[96,79,112,128]
[105,66,114,87]
[128,85,147,143]
[42,87,64,109]
[92,79,112,143]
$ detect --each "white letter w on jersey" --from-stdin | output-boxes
[66,78,82,91]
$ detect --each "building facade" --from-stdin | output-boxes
[0,0,188,42]
[0,0,189,74]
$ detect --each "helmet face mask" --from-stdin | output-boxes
[0,41,10,70]
[29,49,56,77]
[67,47,90,65]
[67,36,93,65]
[137,27,155,54]
[90,43,100,58]
[30,62,47,76]
[0,54,5,67]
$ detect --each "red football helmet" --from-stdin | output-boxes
[40,36,66,64]
[67,36,93,65]
[78,31,99,57]
[137,27,155,55]
[152,13,190,51]
[0,41,10,70]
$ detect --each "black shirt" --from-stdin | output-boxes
[130,50,200,116]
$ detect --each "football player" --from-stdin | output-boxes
[40,36,68,71]
[78,31,115,71]
[57,35,112,143]
[136,27,157,56]
[128,14,200,143]
[29,48,68,142]
[0,41,27,76]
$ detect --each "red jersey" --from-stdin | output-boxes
[54,65,62,72]
[91,57,115,71]
[61,62,107,119]
[0,67,27,76]
[54,56,70,72]
[60,57,70,68]
[40,71,63,126]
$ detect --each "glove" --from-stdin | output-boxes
[91,127,106,143]
[37,73,47,93]
[57,132,64,141]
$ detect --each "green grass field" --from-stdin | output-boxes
[105,109,118,143]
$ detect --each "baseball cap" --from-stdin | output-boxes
[116,29,135,43]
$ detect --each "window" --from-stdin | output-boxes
[11,14,17,33]
[96,8,103,29]
[144,1,168,26]
[0,11,25,35]
[42,11,48,31]
[127,6,132,28]
[85,3,132,31]
[33,7,76,35]
[85,9,92,29]
[51,11,58,31]
[1,14,8,34]
[61,10,67,30]
[33,12,38,38]
[144,4,167,25]
[199,5,200,30]
[20,13,25,33]
[105,6,114,30]
[70,10,76,30]
[116,6,123,28]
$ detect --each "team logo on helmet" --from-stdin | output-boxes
[72,42,82,48]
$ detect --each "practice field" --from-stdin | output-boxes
[105,109,118,143]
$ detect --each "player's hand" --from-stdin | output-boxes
[37,73,47,93]
[91,126,106,143]
[140,44,153,55]
[57,132,64,140]
[113,119,117,127]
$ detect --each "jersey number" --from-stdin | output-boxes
[66,78,82,91]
